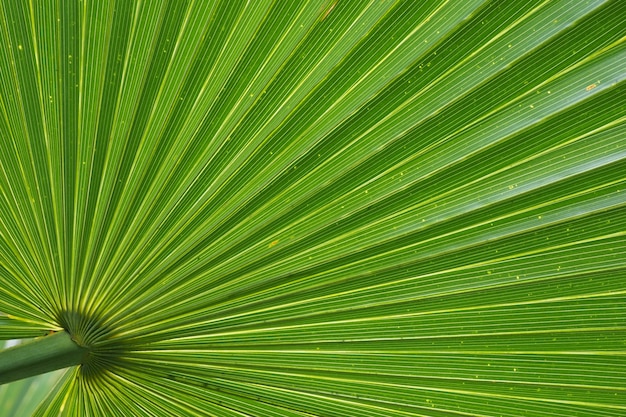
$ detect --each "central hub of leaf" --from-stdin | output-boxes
[57,310,122,379]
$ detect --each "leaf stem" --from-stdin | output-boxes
[0,331,89,385]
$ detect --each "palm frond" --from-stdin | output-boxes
[0,0,624,415]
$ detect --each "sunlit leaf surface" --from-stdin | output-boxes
[0,1,624,415]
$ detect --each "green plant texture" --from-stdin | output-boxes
[0,1,625,416]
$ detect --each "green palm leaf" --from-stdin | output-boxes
[0,0,624,415]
